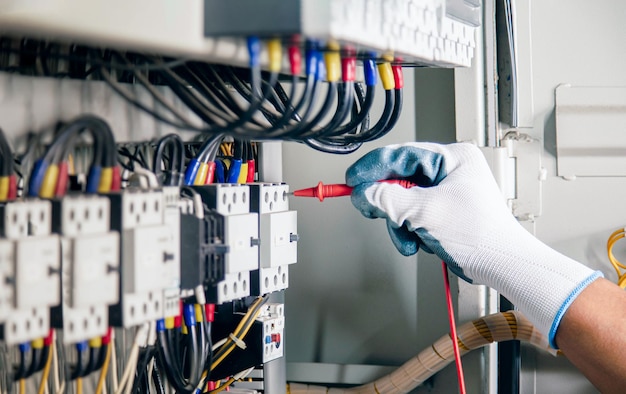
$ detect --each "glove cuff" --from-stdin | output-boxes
[548,270,603,348]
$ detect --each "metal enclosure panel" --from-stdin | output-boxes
[519,0,626,392]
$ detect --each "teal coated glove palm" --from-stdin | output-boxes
[346,142,601,347]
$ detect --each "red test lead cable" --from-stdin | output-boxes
[292,180,416,201]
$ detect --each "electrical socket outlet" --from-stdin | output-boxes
[2,307,49,345]
[53,195,110,236]
[249,183,290,214]
[121,190,164,229]
[214,271,250,304]
[192,184,250,216]
[0,200,52,239]
[254,265,289,295]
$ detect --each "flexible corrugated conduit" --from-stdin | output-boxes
[287,311,557,394]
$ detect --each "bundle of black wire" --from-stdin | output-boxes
[153,134,185,186]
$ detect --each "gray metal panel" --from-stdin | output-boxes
[518,0,626,392]
[204,0,302,36]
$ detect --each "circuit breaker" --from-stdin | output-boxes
[0,200,61,344]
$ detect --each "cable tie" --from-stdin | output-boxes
[229,333,247,350]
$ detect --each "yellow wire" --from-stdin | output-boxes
[377,62,395,90]
[607,229,626,287]
[76,377,83,394]
[19,379,25,394]
[98,167,113,193]
[39,164,59,199]
[38,342,54,394]
[95,344,111,394]
[211,298,265,369]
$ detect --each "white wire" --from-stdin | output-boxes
[111,331,119,391]
[52,334,60,393]
[131,165,159,188]
[212,338,228,351]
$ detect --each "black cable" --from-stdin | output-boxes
[152,359,167,394]
[153,134,185,185]
[300,81,354,139]
[70,345,88,380]
[13,346,29,381]
[328,82,374,137]
[132,347,156,394]
[82,345,100,377]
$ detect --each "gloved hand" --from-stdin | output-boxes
[346,142,601,347]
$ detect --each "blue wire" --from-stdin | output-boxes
[85,166,102,194]
[184,158,201,186]
[215,160,226,183]
[227,159,242,183]
[28,159,47,197]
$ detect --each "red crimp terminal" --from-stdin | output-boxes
[205,303,215,323]
[7,175,17,200]
[289,45,302,76]
[205,161,216,185]
[392,65,404,89]
[111,166,122,191]
[44,329,55,346]
[293,180,416,202]
[102,327,113,345]
[54,161,69,198]
[174,300,183,328]
[342,57,357,82]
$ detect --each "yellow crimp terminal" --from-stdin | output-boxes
[324,49,341,83]
[238,163,248,184]
[31,338,44,349]
[181,324,188,335]
[267,39,283,73]
[98,167,113,193]
[88,337,102,348]
[165,317,175,330]
[0,176,9,201]
[39,164,59,199]
[195,304,204,322]
[377,62,395,90]
[194,162,209,185]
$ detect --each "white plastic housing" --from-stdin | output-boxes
[59,195,110,236]
[14,235,60,308]
[2,200,52,239]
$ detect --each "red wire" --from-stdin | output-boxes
[442,261,467,394]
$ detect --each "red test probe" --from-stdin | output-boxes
[292,180,416,202]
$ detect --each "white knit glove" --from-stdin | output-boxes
[346,142,601,347]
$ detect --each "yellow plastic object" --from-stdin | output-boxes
[95,344,111,394]
[98,167,113,193]
[89,336,102,348]
[39,164,59,199]
[378,62,395,90]
[0,176,9,201]
[165,317,175,330]
[267,39,283,73]
[238,163,249,184]
[195,304,203,322]
[287,311,553,394]
[194,162,209,185]
[31,337,44,349]
[324,50,341,82]
[607,228,626,288]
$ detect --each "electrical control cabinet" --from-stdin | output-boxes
[0,200,61,344]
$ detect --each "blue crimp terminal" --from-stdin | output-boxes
[184,158,201,185]
[76,341,88,352]
[85,166,102,194]
[183,303,196,327]
[305,43,318,77]
[156,319,166,332]
[227,159,242,183]
[18,342,30,352]
[316,52,326,82]
[215,160,226,183]
[28,159,47,197]
[247,36,261,68]
[364,58,377,86]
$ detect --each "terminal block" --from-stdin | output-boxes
[0,200,61,345]
[211,302,285,380]
[107,189,180,327]
[192,184,259,304]
[49,195,120,344]
[249,183,298,295]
